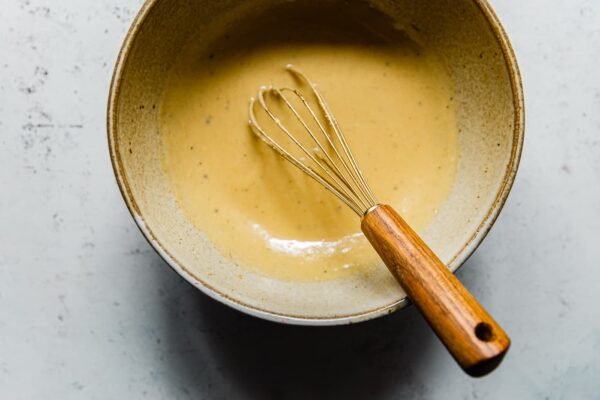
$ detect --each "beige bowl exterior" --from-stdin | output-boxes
[107,0,524,325]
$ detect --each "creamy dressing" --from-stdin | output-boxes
[159,4,459,282]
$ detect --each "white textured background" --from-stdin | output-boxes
[1,0,599,398]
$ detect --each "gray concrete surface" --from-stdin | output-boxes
[1,0,599,398]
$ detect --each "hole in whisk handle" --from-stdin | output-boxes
[475,322,494,342]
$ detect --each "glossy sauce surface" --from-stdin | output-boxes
[159,4,459,281]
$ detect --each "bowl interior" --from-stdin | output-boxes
[109,0,522,323]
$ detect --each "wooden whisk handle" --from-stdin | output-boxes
[361,204,510,376]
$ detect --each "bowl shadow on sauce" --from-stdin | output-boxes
[148,252,438,398]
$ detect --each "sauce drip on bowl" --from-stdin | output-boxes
[159,3,459,282]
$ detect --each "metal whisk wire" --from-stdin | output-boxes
[248,65,378,216]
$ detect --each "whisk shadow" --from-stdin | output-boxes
[150,253,438,399]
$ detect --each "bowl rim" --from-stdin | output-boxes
[107,0,525,326]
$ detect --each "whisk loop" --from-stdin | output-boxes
[248,65,377,216]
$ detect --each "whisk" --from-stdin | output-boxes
[248,65,510,376]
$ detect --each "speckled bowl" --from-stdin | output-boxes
[108,0,524,325]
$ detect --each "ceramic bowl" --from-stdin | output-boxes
[108,0,524,325]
